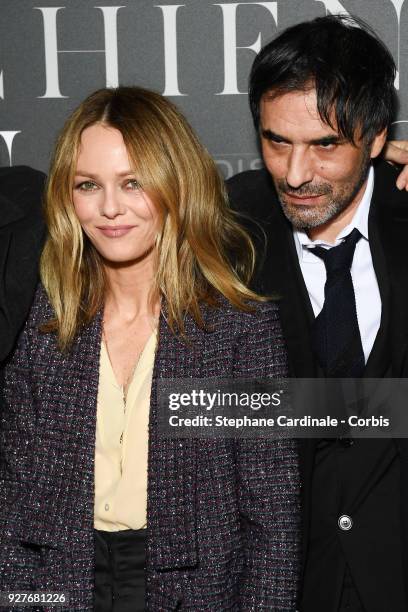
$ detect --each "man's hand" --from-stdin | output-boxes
[384,141,408,190]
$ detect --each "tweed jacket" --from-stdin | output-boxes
[0,286,300,611]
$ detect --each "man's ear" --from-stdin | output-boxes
[370,128,387,159]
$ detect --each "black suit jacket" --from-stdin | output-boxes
[227,159,408,609]
[0,166,45,363]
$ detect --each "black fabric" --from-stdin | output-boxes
[94,529,146,612]
[226,160,408,611]
[0,165,45,363]
[337,566,365,612]
[310,228,365,377]
[303,437,403,612]
[306,230,366,610]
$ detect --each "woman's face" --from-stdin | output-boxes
[73,123,159,266]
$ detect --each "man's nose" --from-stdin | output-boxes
[286,147,314,189]
[100,186,125,218]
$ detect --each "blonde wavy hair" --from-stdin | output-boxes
[41,86,262,350]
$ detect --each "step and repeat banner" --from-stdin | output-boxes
[1,0,407,178]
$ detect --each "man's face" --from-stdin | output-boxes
[259,88,386,230]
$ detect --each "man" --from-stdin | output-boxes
[0,166,45,363]
[227,15,408,612]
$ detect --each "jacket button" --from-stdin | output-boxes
[338,515,353,531]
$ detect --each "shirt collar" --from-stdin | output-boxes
[293,165,374,260]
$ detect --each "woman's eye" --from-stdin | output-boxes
[75,181,98,191]
[125,179,141,190]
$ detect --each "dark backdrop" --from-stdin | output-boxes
[1,0,407,178]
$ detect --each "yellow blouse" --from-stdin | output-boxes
[94,330,157,531]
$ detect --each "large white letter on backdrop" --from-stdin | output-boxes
[155,5,186,96]
[215,2,277,95]
[0,131,21,166]
[35,6,124,98]
[387,0,404,90]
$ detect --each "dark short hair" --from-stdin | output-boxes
[249,14,396,142]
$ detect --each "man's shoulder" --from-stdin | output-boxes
[204,297,281,329]
[227,167,272,189]
[0,165,46,192]
[373,160,408,212]
[0,165,46,224]
[226,168,276,206]
[226,168,279,217]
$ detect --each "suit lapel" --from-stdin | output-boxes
[363,195,391,377]
[366,162,408,376]
[262,203,318,378]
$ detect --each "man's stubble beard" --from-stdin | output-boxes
[275,148,371,230]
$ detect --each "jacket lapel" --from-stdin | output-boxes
[261,203,318,378]
[366,161,408,376]
[147,314,199,570]
[363,199,391,377]
[369,163,408,607]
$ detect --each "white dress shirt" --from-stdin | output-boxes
[293,166,381,363]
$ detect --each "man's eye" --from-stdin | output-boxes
[318,142,337,150]
[266,138,289,148]
[266,135,285,144]
[261,131,287,145]
[75,181,98,191]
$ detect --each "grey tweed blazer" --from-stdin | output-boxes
[0,286,300,611]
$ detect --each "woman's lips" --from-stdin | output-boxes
[97,225,136,237]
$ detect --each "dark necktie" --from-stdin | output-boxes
[310,228,365,377]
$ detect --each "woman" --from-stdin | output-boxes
[0,87,300,610]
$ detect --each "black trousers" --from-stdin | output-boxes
[94,529,146,611]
